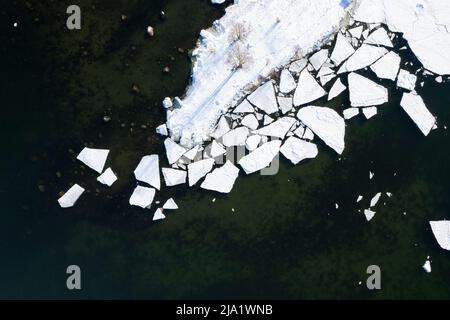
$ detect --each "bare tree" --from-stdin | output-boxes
[228,22,250,44]
[227,43,253,71]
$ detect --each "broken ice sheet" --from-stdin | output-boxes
[164,138,187,164]
[58,184,85,208]
[233,99,254,114]
[201,161,239,194]
[76,147,109,174]
[370,51,401,81]
[210,140,226,158]
[188,158,215,187]
[255,117,296,139]
[293,69,327,107]
[309,49,329,70]
[134,155,160,190]
[279,69,297,94]
[245,135,261,152]
[364,27,393,48]
[370,192,382,207]
[330,33,355,66]
[238,140,281,174]
[278,96,293,115]
[162,168,187,187]
[129,186,156,209]
[400,93,436,136]
[397,69,417,91]
[280,137,318,165]
[222,127,249,147]
[343,108,359,120]
[338,44,388,74]
[97,168,118,187]
[348,73,388,107]
[328,78,346,101]
[247,81,278,115]
[363,107,377,120]
[241,114,259,130]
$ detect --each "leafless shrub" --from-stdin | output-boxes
[228,22,250,43]
[227,43,253,71]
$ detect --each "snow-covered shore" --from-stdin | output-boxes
[166,0,354,148]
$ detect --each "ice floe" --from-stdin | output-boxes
[201,161,239,193]
[328,78,347,101]
[247,81,279,115]
[297,106,345,154]
[222,127,249,147]
[363,107,377,120]
[163,198,178,210]
[241,114,259,130]
[422,259,432,273]
[370,51,401,81]
[348,72,388,107]
[210,140,226,158]
[153,208,166,221]
[278,96,293,115]
[245,135,261,152]
[343,108,359,120]
[365,27,393,48]
[397,69,417,91]
[129,186,156,209]
[233,99,254,114]
[58,184,85,208]
[364,209,376,222]
[338,44,387,74]
[238,140,282,174]
[184,145,200,161]
[330,33,355,66]
[97,168,118,187]
[162,168,187,186]
[279,69,297,94]
[280,137,318,165]
[293,69,327,106]
[309,49,329,70]
[134,155,160,190]
[164,138,187,165]
[188,158,215,186]
[76,147,109,174]
[429,221,450,251]
[400,93,436,136]
[255,117,296,139]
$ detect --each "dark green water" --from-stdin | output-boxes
[1,0,449,299]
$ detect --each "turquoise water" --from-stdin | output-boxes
[1,0,449,299]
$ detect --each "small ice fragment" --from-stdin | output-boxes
[76,147,110,174]
[328,78,347,101]
[386,192,393,198]
[335,203,339,209]
[245,135,261,152]
[156,124,168,136]
[134,155,160,190]
[129,186,156,209]
[293,69,327,106]
[280,137,318,165]
[343,108,359,120]
[162,168,187,186]
[400,93,436,136]
[222,127,249,147]
[363,107,378,120]
[163,198,178,210]
[429,221,450,251]
[349,26,363,39]
[364,209,376,221]
[435,76,443,83]
[238,140,282,174]
[397,69,417,91]
[289,59,308,74]
[255,117,296,139]
[357,195,363,203]
[293,126,305,139]
[348,73,388,107]
[279,69,297,93]
[153,208,166,221]
[210,140,226,158]
[97,168,118,187]
[309,49,329,70]
[162,97,173,109]
[370,171,374,180]
[302,128,314,141]
[233,99,254,113]
[58,184,85,208]
[263,115,274,126]
[297,106,345,154]
[184,145,200,161]
[278,96,293,114]
[188,158,215,186]
[164,138,187,164]
[370,192,382,207]
[201,161,240,193]
[241,114,259,130]
[247,81,279,115]
[338,44,388,74]
[212,198,216,203]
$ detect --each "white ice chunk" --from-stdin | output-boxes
[201,161,239,193]
[163,198,178,210]
[255,117,296,139]
[400,93,436,136]
[238,140,282,174]
[211,116,231,139]
[153,208,166,221]
[184,145,200,161]
[279,69,297,93]
[162,168,187,186]
[58,184,85,208]
[370,192,382,207]
[297,106,345,154]
[247,81,278,115]
[134,155,160,190]
[289,59,308,74]
[188,158,215,186]
[365,28,393,47]
[397,69,417,91]
[76,147,109,174]
[330,33,355,66]
[233,99,254,114]
[241,114,259,130]
[349,26,363,39]
[156,124,168,136]
[278,96,293,114]
[317,66,334,78]
[222,127,249,147]
[309,49,329,70]
[357,195,363,203]
[210,140,226,158]
[97,168,118,187]
[293,69,327,106]
[348,72,388,107]
[328,78,347,101]
[363,107,378,119]
[343,108,359,120]
[430,221,450,251]
[280,137,318,165]
[302,128,315,141]
[423,259,432,273]
[129,186,156,209]
[370,51,401,81]
[320,74,336,86]
[263,115,274,126]
[164,138,187,165]
[364,209,376,222]
[293,126,305,139]
[338,44,388,74]
[245,135,261,152]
